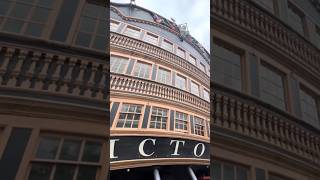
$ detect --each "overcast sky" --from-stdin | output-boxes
[111,0,210,51]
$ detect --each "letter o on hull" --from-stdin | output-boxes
[193,143,205,157]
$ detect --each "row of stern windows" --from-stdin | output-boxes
[254,0,320,48]
[213,39,320,128]
[20,133,106,180]
[0,0,106,51]
[110,18,210,76]
[110,102,210,138]
[213,160,299,180]
[110,54,210,101]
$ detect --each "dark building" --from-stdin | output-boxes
[212,0,320,179]
[110,2,210,179]
[0,0,108,180]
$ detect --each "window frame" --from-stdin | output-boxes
[259,61,288,111]
[190,80,200,96]
[144,31,159,45]
[193,116,205,136]
[212,160,250,180]
[28,133,105,180]
[110,55,129,74]
[254,0,278,14]
[110,19,120,32]
[115,103,144,129]
[162,39,173,52]
[177,46,186,59]
[0,0,60,39]
[156,66,171,85]
[175,73,187,90]
[299,84,320,127]
[174,111,189,133]
[132,60,152,79]
[203,88,210,102]
[148,106,169,130]
[188,54,197,65]
[73,1,107,51]
[123,25,141,39]
[287,1,307,37]
[212,38,245,92]
[199,62,206,73]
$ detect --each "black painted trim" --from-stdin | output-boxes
[50,0,80,42]
[290,76,302,118]
[190,115,194,134]
[170,110,175,131]
[142,105,151,128]
[0,128,32,180]
[249,53,260,97]
[110,102,120,127]
[126,59,135,75]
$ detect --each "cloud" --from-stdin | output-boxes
[111,0,210,51]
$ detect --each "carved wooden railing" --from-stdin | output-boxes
[0,45,108,102]
[110,32,210,87]
[212,0,320,76]
[212,83,320,166]
[110,73,210,113]
[110,6,210,62]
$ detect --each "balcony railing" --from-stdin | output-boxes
[0,44,107,104]
[212,0,320,77]
[212,83,320,166]
[110,32,210,87]
[110,73,210,114]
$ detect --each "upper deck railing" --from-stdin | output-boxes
[212,0,320,78]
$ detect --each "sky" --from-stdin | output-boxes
[111,0,210,51]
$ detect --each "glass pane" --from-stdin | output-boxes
[28,163,52,180]
[132,120,139,128]
[0,1,11,16]
[36,137,60,159]
[136,106,142,113]
[77,166,97,180]
[2,18,24,33]
[10,3,31,18]
[127,113,133,119]
[255,168,266,180]
[288,7,304,35]
[124,27,140,39]
[79,17,96,33]
[59,139,81,161]
[75,32,92,47]
[31,7,50,23]
[124,121,131,128]
[92,35,106,50]
[116,120,124,127]
[212,163,221,180]
[96,20,106,35]
[260,65,285,110]
[83,3,100,18]
[99,7,107,19]
[82,141,102,162]
[18,0,35,4]
[223,164,234,180]
[37,0,54,8]
[236,167,247,180]
[128,105,135,112]
[25,23,43,37]
[134,114,140,120]
[53,164,76,180]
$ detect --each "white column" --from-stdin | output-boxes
[153,168,161,180]
[188,167,197,180]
